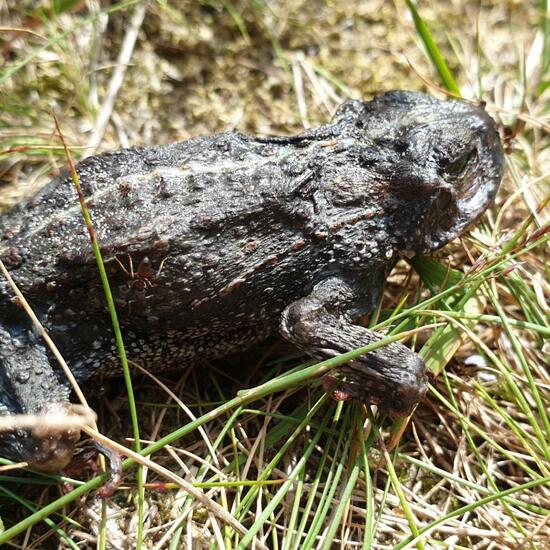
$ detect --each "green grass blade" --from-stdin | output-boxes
[370,417,424,549]
[0,486,79,549]
[319,408,366,550]
[442,371,529,540]
[485,282,550,459]
[541,0,550,73]
[300,415,352,549]
[53,117,145,547]
[291,412,337,547]
[405,0,461,95]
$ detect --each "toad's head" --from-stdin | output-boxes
[332,91,504,256]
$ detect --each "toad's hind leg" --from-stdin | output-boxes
[279,275,427,417]
[0,321,77,471]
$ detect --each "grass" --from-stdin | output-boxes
[0,0,549,548]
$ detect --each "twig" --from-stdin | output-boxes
[291,55,309,129]
[0,406,96,432]
[86,1,148,154]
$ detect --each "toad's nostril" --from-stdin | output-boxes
[436,188,453,211]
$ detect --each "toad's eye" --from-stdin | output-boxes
[439,148,477,178]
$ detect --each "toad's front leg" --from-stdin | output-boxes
[280,276,428,417]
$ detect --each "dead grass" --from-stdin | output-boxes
[0,0,549,548]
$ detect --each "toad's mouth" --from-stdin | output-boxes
[429,153,503,251]
[430,181,500,250]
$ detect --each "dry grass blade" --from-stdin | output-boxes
[52,102,145,546]
[80,426,265,548]
[0,406,96,433]
[86,1,147,154]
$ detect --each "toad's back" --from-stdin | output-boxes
[1,127,399,376]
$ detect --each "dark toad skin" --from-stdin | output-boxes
[0,91,504,471]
